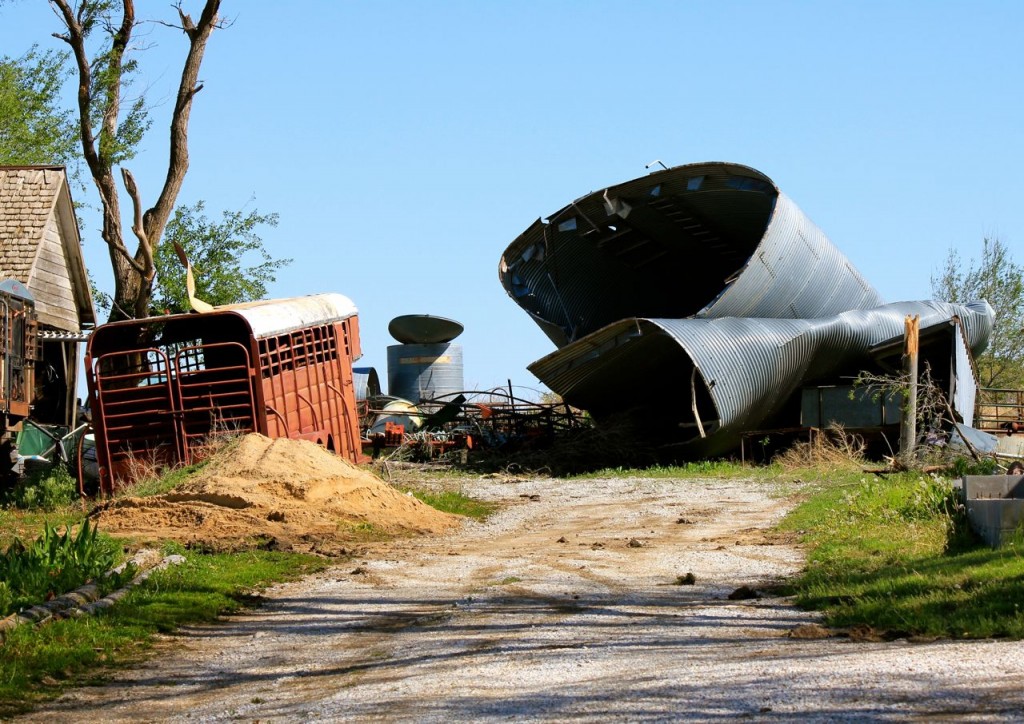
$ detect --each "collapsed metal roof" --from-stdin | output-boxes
[500,162,996,456]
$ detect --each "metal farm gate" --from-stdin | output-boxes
[90,341,258,482]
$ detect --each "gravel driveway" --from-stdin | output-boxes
[20,475,1024,722]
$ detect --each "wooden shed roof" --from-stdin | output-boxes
[0,166,96,329]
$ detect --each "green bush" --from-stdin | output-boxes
[948,456,1001,477]
[1,465,78,510]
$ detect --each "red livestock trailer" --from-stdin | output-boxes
[85,293,364,494]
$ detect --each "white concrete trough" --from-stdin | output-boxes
[961,475,1024,547]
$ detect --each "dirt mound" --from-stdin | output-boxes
[90,434,461,554]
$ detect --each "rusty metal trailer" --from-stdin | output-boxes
[0,279,38,480]
[85,293,364,494]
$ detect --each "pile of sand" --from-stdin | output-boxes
[90,434,461,554]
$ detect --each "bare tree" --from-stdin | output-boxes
[50,0,223,322]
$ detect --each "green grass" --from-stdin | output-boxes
[0,506,83,550]
[115,459,207,498]
[573,459,753,479]
[338,519,390,541]
[0,545,331,716]
[779,470,1024,638]
[407,489,496,519]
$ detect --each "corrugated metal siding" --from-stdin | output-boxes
[500,163,881,347]
[953,317,980,426]
[353,366,382,401]
[698,193,881,319]
[387,343,465,402]
[528,300,994,456]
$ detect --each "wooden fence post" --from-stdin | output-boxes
[900,314,920,468]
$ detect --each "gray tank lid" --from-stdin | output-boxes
[388,314,464,344]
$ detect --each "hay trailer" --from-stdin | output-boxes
[85,294,364,494]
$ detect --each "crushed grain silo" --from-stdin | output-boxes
[499,161,996,457]
[386,314,465,403]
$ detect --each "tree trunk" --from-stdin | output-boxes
[53,0,223,323]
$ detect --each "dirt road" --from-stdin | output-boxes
[21,475,1024,721]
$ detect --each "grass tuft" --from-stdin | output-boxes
[407,489,495,519]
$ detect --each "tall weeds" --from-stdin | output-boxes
[0,520,122,616]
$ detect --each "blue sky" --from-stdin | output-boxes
[2,1,1022,397]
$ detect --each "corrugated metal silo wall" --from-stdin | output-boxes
[528,301,994,457]
[387,343,465,403]
[352,366,381,401]
[499,162,883,348]
[698,193,880,318]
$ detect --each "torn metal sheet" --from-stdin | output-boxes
[527,300,994,457]
[499,162,882,347]
[952,424,999,455]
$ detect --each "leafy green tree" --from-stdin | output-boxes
[151,201,290,314]
[0,46,78,171]
[931,237,1024,388]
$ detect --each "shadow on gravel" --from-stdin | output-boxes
[28,579,1024,721]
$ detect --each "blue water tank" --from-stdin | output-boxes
[387,343,464,403]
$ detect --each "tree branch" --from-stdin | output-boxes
[120,168,151,277]
[51,0,137,304]
[50,0,99,179]
[142,0,221,262]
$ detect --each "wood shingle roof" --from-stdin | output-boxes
[0,166,96,330]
